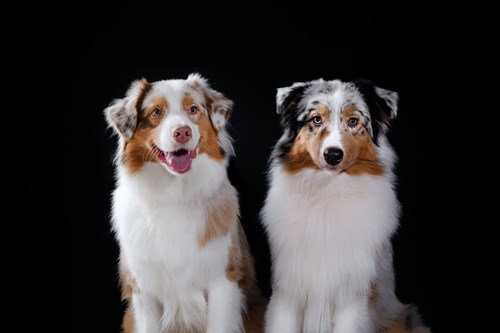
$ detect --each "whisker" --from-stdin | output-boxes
[144,146,156,162]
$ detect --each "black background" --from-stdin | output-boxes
[22,4,441,333]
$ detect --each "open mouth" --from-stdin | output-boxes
[153,145,197,173]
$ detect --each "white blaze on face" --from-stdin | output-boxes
[158,110,199,152]
[320,93,344,158]
[321,116,343,153]
[144,82,201,153]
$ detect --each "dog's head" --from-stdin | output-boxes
[104,73,233,175]
[274,78,398,175]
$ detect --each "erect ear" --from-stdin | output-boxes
[187,73,233,131]
[276,82,310,129]
[104,79,151,139]
[354,79,399,139]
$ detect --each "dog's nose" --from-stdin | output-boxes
[323,147,344,166]
[173,126,192,144]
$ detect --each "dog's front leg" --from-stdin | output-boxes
[264,290,301,333]
[332,298,373,333]
[206,277,244,333]
[131,293,162,333]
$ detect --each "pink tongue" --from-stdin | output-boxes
[167,153,192,173]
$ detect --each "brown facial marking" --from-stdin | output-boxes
[198,112,224,161]
[135,79,152,113]
[182,94,202,122]
[182,94,224,161]
[122,97,169,173]
[198,191,238,246]
[138,97,169,128]
[284,106,330,173]
[340,106,384,175]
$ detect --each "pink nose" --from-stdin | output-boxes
[173,126,192,143]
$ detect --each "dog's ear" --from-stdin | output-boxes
[104,79,151,139]
[276,82,310,129]
[207,90,234,131]
[276,82,309,115]
[187,73,233,131]
[354,79,399,140]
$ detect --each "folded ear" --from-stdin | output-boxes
[207,90,233,131]
[354,79,399,140]
[275,82,311,130]
[104,79,151,139]
[276,82,309,115]
[374,86,399,120]
[187,73,233,131]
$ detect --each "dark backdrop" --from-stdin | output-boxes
[23,4,441,333]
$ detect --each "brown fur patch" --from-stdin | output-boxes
[123,97,169,172]
[226,223,267,333]
[119,256,139,300]
[118,255,139,332]
[122,125,161,172]
[340,106,384,175]
[197,186,238,246]
[122,306,135,333]
[198,112,225,161]
[135,79,153,112]
[379,315,406,333]
[368,280,379,305]
[284,106,330,173]
[181,93,225,161]
[226,224,248,284]
[181,95,197,112]
[137,97,170,128]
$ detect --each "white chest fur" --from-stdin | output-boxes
[111,156,234,329]
[262,167,400,302]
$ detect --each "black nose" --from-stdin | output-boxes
[323,147,344,166]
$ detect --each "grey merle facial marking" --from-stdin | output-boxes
[272,78,399,164]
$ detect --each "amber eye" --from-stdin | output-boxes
[189,106,198,114]
[348,117,358,127]
[312,116,323,125]
[152,108,163,117]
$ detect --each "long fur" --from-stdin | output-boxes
[105,74,264,333]
[261,78,430,333]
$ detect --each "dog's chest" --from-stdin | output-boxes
[263,171,399,295]
[113,191,231,295]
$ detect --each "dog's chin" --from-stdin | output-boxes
[153,145,198,174]
[317,159,345,173]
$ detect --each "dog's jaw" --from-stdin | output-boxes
[153,144,198,174]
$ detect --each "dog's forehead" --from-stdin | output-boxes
[298,80,369,120]
[142,79,206,107]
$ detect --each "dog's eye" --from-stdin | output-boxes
[189,106,198,114]
[312,116,323,125]
[348,117,358,127]
[152,108,163,117]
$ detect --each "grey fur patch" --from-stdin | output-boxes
[405,305,430,332]
[104,97,138,139]
[104,79,151,139]
[375,86,399,119]
[209,90,234,131]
